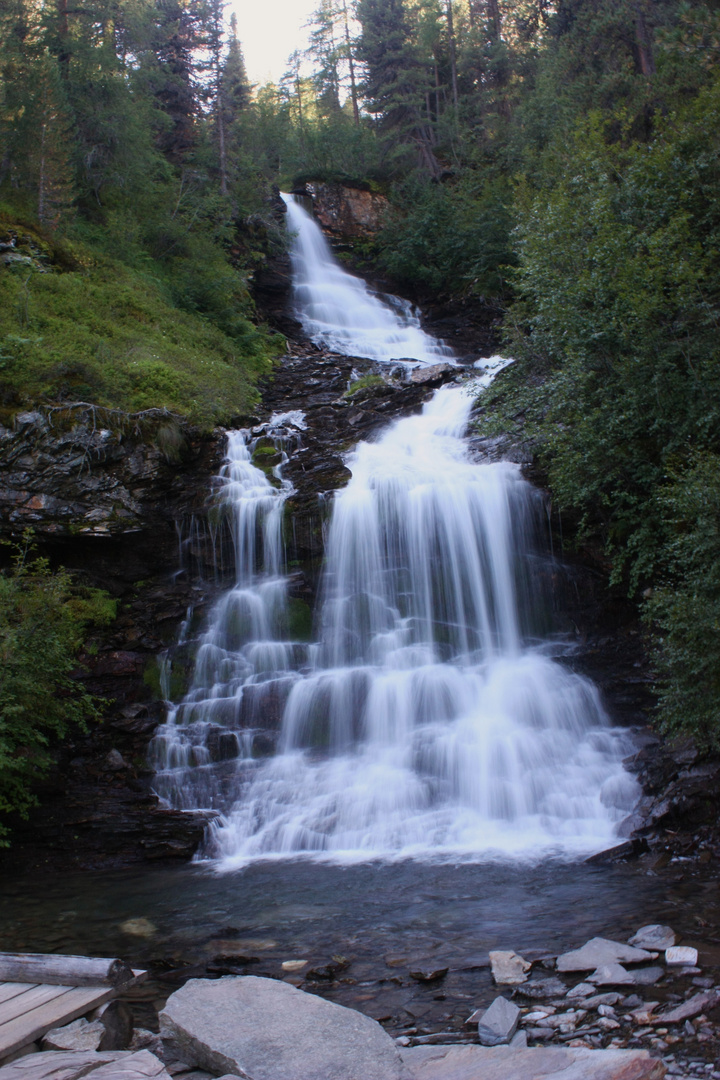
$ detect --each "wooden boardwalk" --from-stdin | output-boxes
[0,956,146,1064]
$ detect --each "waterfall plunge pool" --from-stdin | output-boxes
[1,855,717,1036]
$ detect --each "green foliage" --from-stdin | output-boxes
[0,234,280,427]
[645,456,720,745]
[378,173,514,296]
[343,373,385,396]
[478,71,720,739]
[0,534,116,843]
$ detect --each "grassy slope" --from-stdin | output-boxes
[0,215,281,429]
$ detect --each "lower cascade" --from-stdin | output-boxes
[151,382,639,866]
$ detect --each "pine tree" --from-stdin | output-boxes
[356,0,441,176]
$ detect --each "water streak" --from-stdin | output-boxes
[281,193,454,365]
[152,382,638,865]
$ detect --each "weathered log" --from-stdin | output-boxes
[0,954,134,988]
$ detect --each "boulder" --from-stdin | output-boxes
[398,1045,666,1079]
[489,951,531,985]
[628,926,677,951]
[557,938,655,972]
[476,997,520,1046]
[0,1051,170,1080]
[665,946,698,967]
[160,976,403,1080]
[653,991,719,1025]
[42,1019,105,1052]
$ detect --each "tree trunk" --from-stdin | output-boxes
[633,4,656,77]
[342,0,360,126]
[446,1,459,111]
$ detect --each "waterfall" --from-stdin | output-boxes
[281,193,454,366]
[151,384,639,865]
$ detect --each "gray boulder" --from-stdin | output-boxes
[160,976,403,1080]
[398,1045,666,1079]
[42,1019,105,1052]
[628,925,677,950]
[476,997,520,1046]
[0,1051,170,1080]
[557,937,655,972]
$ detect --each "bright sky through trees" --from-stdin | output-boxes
[232,0,317,85]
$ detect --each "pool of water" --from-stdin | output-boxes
[2,855,718,1034]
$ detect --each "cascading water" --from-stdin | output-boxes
[152,383,639,867]
[281,193,454,366]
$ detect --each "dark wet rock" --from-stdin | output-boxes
[514,978,567,1000]
[409,967,449,984]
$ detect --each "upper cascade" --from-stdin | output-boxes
[281,192,454,366]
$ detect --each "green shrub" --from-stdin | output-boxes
[0,534,116,843]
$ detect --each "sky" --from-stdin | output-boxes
[232,0,319,86]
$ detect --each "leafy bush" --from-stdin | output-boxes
[0,535,116,843]
[378,175,514,298]
[479,75,720,739]
[645,456,720,745]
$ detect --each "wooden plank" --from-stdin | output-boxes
[0,985,116,1061]
[0,955,133,988]
[0,986,70,1027]
[0,986,37,1007]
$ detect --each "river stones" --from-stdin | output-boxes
[557,938,655,972]
[489,950,531,985]
[665,946,698,967]
[587,963,664,987]
[628,925,677,951]
[160,975,403,1080]
[476,997,520,1046]
[398,1045,666,1079]
[652,990,720,1025]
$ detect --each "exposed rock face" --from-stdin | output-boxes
[160,975,403,1080]
[304,181,389,239]
[0,405,222,539]
[0,405,226,871]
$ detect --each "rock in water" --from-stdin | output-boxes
[665,946,698,967]
[160,976,403,1080]
[557,938,654,972]
[628,925,677,950]
[489,951,531,985]
[476,997,520,1046]
[514,978,567,1000]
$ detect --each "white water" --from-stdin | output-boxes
[152,382,639,866]
[281,193,455,366]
